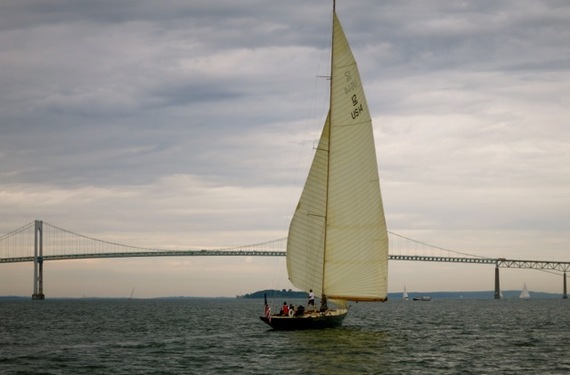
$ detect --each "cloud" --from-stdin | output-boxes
[1,0,569,297]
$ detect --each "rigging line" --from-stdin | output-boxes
[388,231,491,260]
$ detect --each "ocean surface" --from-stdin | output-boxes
[1,298,569,374]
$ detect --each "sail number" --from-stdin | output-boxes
[344,70,365,119]
[344,80,358,95]
[350,94,364,119]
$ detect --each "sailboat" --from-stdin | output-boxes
[403,286,409,300]
[519,283,531,299]
[260,1,389,330]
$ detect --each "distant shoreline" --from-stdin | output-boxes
[237,289,307,299]
[1,290,565,300]
[240,290,565,300]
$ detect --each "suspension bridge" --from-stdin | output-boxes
[1,220,569,300]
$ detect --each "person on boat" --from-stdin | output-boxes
[280,302,289,316]
[294,305,305,316]
[308,289,315,310]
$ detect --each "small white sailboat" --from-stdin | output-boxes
[260,0,389,330]
[403,286,409,300]
[519,283,531,299]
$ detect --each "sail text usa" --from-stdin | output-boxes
[350,94,364,119]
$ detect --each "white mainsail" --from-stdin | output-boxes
[520,283,530,299]
[403,286,409,300]
[286,10,388,302]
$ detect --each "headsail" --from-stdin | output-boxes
[286,10,388,302]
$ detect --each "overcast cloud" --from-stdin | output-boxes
[1,0,569,298]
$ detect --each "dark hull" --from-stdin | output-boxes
[413,296,432,301]
[260,310,348,330]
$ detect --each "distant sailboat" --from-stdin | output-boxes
[413,296,432,301]
[519,283,530,299]
[260,0,389,330]
[403,286,409,300]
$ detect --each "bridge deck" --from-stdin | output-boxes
[2,252,570,272]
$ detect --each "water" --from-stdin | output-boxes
[1,298,569,374]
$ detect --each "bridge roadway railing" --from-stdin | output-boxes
[3,251,570,272]
[389,255,496,264]
[0,250,288,263]
[497,259,570,272]
[392,256,570,272]
[0,252,494,264]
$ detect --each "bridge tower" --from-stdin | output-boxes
[494,263,501,299]
[32,220,45,300]
[564,272,568,299]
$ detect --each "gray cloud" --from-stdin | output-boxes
[1,0,569,297]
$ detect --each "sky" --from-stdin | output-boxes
[1,0,569,298]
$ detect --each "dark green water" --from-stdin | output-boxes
[1,298,569,374]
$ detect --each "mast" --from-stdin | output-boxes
[321,0,336,300]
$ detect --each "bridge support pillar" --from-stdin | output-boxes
[32,220,45,300]
[494,264,501,299]
[563,272,568,299]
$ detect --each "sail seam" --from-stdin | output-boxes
[335,120,369,128]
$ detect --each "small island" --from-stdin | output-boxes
[238,289,308,299]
